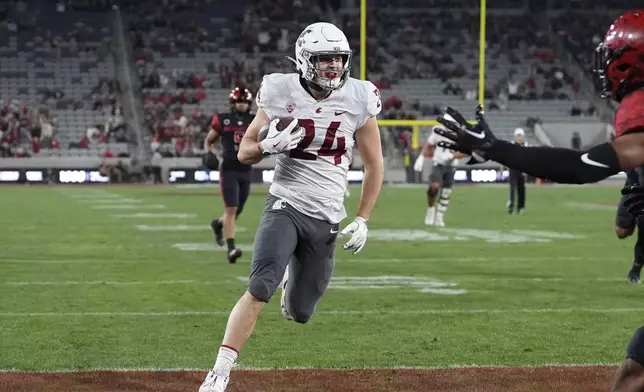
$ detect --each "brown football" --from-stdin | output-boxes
[258,117,296,141]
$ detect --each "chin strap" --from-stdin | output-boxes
[285,56,297,69]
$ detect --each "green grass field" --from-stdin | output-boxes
[0,183,641,373]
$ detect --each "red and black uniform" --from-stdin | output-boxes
[212,112,253,214]
[212,85,255,217]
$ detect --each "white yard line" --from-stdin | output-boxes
[1,308,643,317]
[68,194,125,199]
[136,225,247,232]
[0,256,598,264]
[77,199,142,203]
[343,256,589,263]
[0,280,232,286]
[92,205,166,210]
[111,213,197,218]
[0,276,629,286]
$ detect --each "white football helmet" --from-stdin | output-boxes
[293,22,352,90]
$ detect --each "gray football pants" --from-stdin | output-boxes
[247,195,339,324]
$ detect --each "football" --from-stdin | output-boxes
[258,117,296,141]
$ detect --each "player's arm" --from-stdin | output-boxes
[481,136,644,184]
[354,117,384,220]
[237,108,270,165]
[413,136,435,172]
[423,142,435,158]
[204,115,221,153]
[435,106,644,184]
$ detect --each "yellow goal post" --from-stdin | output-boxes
[360,0,487,155]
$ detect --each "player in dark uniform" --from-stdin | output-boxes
[429,9,644,392]
[616,168,644,284]
[204,86,254,264]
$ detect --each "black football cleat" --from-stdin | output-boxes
[210,219,225,246]
[628,263,642,284]
[228,248,242,264]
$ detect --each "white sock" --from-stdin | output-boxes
[213,345,238,377]
[427,207,435,215]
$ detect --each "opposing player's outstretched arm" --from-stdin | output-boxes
[354,117,384,220]
[237,108,270,165]
[435,106,644,184]
[480,132,644,184]
[482,140,621,184]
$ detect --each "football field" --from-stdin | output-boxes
[0,183,640,391]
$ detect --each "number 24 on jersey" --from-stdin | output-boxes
[290,119,346,164]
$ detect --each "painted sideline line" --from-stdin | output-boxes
[92,205,166,210]
[0,362,621,373]
[0,256,593,264]
[0,280,232,286]
[0,276,630,286]
[111,213,196,218]
[77,199,141,203]
[1,308,644,317]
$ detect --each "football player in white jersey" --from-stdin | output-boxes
[198,22,384,392]
[413,114,467,227]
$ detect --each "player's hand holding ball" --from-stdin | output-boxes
[259,117,304,155]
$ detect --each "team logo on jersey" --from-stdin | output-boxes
[223,119,231,125]
[286,103,295,113]
[316,108,322,113]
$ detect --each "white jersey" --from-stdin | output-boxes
[256,73,381,224]
[427,127,458,166]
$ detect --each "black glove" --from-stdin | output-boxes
[434,105,497,162]
[203,151,220,170]
[622,184,644,217]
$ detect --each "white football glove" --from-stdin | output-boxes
[340,216,368,254]
[260,118,304,154]
[413,155,424,172]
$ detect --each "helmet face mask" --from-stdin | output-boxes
[304,52,351,90]
[593,43,614,99]
[295,23,352,91]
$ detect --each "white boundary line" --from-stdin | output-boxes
[0,276,630,286]
[0,362,621,373]
[1,308,644,317]
[92,205,166,210]
[0,280,233,286]
[111,213,197,218]
[77,199,141,203]
[0,256,595,264]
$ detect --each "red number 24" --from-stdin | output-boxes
[289,119,346,164]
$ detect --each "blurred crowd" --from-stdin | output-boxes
[0,0,130,158]
[0,0,624,159]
